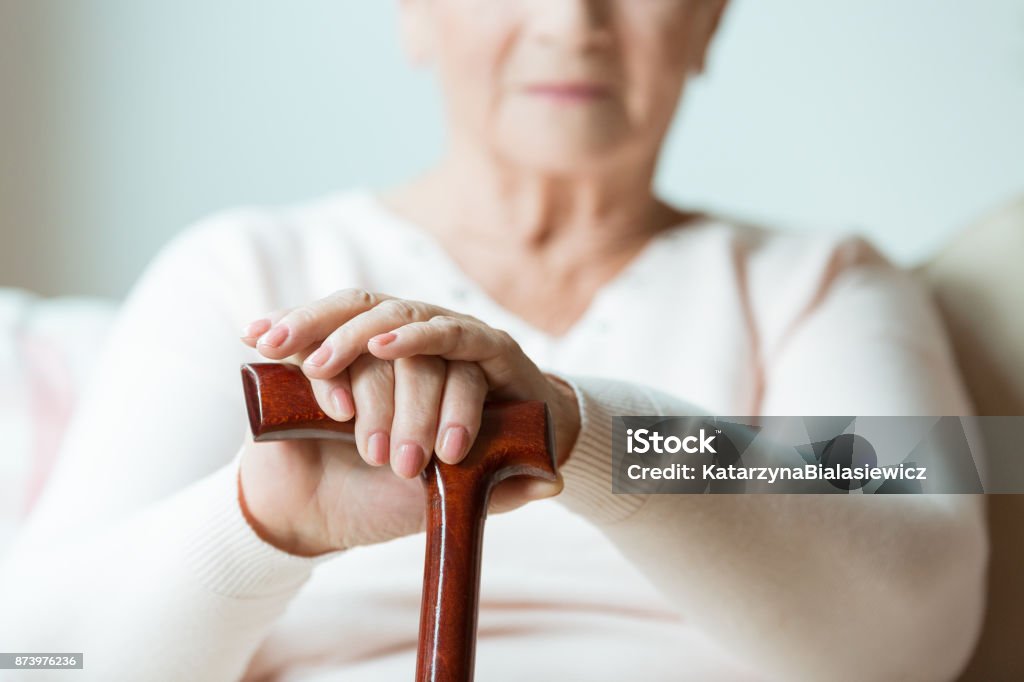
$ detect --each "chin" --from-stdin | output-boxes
[497,131,631,175]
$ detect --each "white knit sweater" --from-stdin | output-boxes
[0,188,981,681]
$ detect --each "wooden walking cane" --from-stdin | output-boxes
[240,362,559,682]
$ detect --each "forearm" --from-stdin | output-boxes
[549,374,987,681]
[605,493,986,681]
[0,452,327,682]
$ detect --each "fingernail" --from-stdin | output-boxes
[241,318,272,339]
[305,345,332,368]
[370,332,397,347]
[258,324,289,348]
[368,431,390,466]
[395,442,424,478]
[331,386,354,420]
[440,425,468,463]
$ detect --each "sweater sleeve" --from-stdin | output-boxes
[545,373,706,524]
[0,210,341,681]
[542,235,987,681]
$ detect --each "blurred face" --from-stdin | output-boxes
[400,0,727,174]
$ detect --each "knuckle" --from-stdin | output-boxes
[405,354,445,373]
[465,362,487,388]
[350,359,395,405]
[380,298,418,322]
[432,314,464,338]
[288,305,318,327]
[350,352,375,373]
[449,359,483,383]
[340,287,377,308]
[369,357,396,381]
[325,323,354,347]
[362,356,396,385]
[401,406,439,435]
[495,328,519,353]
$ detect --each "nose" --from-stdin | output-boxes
[528,0,614,51]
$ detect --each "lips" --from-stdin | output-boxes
[522,82,612,102]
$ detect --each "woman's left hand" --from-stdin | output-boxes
[240,288,580,479]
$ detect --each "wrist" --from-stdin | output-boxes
[544,372,581,468]
[236,451,339,558]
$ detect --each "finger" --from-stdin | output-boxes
[302,299,462,379]
[434,361,487,465]
[309,369,354,423]
[367,315,503,361]
[263,337,330,375]
[349,354,395,467]
[369,316,533,394]
[239,308,290,347]
[252,288,395,359]
[390,355,446,479]
[283,343,355,423]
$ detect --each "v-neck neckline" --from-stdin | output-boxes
[350,187,705,345]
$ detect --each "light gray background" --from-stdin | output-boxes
[2,0,1022,298]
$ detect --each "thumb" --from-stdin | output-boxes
[487,472,564,514]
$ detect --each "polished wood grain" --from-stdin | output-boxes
[240,362,558,682]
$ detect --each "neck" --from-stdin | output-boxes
[387,142,683,262]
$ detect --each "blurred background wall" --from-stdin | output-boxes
[1,0,1022,299]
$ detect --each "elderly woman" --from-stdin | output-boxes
[0,1,986,680]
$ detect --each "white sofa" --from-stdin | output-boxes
[0,289,118,552]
